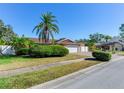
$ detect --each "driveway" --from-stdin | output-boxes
[31,55,124,89]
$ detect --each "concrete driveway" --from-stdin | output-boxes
[31,55,124,89]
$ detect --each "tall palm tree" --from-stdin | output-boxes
[33,12,59,44]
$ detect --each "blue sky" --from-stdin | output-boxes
[0,3,124,40]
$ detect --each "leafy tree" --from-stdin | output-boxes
[119,24,124,38]
[75,33,112,51]
[75,38,96,51]
[89,33,104,43]
[89,33,112,43]
[75,39,84,43]
[33,12,59,44]
[84,39,96,51]
[104,35,112,42]
[0,39,5,45]
[0,19,17,55]
[0,20,17,45]
[11,36,34,51]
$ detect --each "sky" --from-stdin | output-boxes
[0,3,124,40]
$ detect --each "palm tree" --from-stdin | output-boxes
[33,12,59,44]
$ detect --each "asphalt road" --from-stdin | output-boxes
[31,56,124,89]
[57,59,124,89]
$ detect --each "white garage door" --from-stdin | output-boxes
[81,46,88,52]
[65,46,78,53]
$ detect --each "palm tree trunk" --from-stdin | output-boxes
[44,26,49,44]
[44,30,48,44]
[47,33,49,44]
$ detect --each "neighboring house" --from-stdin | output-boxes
[56,38,88,53]
[29,38,88,53]
[96,38,124,51]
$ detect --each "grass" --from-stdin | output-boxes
[116,51,124,55]
[0,60,100,89]
[0,54,87,71]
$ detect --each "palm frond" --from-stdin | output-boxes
[33,12,59,44]
[32,25,38,33]
[51,24,59,33]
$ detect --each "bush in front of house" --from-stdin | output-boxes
[29,45,52,57]
[16,48,29,56]
[92,51,112,61]
[50,45,69,57]
[29,45,69,57]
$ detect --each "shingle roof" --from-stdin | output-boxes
[28,37,84,46]
[96,38,124,46]
[28,38,42,43]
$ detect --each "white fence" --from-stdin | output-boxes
[0,45,15,55]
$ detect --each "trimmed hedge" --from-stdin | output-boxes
[29,45,69,57]
[92,51,112,61]
[16,48,29,56]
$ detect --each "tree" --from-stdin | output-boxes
[89,33,105,43]
[89,33,112,43]
[0,20,17,45]
[75,38,96,51]
[75,33,112,51]
[33,12,59,44]
[119,24,124,38]
[84,39,96,51]
[0,20,5,39]
[0,19,17,55]
[11,36,34,51]
[104,35,112,42]
[75,39,84,43]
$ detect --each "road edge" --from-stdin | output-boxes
[30,56,124,89]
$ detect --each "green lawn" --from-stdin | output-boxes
[116,51,124,55]
[0,54,87,71]
[0,60,100,89]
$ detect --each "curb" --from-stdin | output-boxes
[29,62,105,89]
[30,56,124,89]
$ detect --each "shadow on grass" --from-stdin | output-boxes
[0,55,17,59]
[22,55,63,59]
[0,55,63,59]
[85,57,97,61]
[85,57,107,62]
[0,55,32,59]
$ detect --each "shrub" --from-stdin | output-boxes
[92,51,112,61]
[29,45,69,57]
[12,36,35,50]
[50,45,69,56]
[16,48,29,56]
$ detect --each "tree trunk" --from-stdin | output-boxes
[44,30,49,44]
[44,25,48,44]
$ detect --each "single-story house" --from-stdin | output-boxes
[0,38,88,55]
[56,38,88,53]
[96,39,124,51]
[29,38,88,53]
